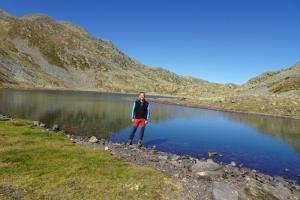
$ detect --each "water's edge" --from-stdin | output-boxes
[2,87,299,120]
[1,113,299,199]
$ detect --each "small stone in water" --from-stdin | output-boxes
[208,152,218,158]
[283,168,289,172]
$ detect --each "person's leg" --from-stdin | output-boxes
[128,126,137,145]
[128,119,140,145]
[138,119,146,147]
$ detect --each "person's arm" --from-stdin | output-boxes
[131,102,136,119]
[146,104,150,121]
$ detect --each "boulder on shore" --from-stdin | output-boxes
[33,121,39,126]
[0,114,10,121]
[212,181,238,200]
[39,123,46,127]
[52,124,60,131]
[191,159,222,173]
[88,136,99,143]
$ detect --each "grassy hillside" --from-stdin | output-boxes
[241,62,300,96]
[0,118,184,200]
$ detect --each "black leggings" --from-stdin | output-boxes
[129,126,145,141]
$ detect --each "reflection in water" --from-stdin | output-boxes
[0,89,177,137]
[0,89,300,182]
[221,113,300,154]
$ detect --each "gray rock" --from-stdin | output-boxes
[88,136,98,143]
[208,151,218,158]
[52,124,60,131]
[170,155,180,161]
[158,155,168,160]
[191,159,222,172]
[230,161,237,167]
[241,178,294,200]
[33,121,39,126]
[39,123,46,127]
[213,181,238,200]
[197,170,224,177]
[0,114,10,121]
[170,160,184,168]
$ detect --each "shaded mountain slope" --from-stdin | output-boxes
[0,10,233,97]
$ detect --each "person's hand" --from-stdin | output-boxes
[132,119,134,122]
[145,120,148,124]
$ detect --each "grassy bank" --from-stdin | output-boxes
[0,119,183,200]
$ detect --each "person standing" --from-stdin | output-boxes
[128,92,150,147]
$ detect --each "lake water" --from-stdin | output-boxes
[0,89,300,182]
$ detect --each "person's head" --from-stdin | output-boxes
[138,92,145,101]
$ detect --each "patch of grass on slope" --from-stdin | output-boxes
[269,76,300,93]
[0,119,183,200]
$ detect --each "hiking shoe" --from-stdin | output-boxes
[137,140,142,148]
[127,139,133,145]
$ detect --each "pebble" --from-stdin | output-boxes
[33,121,39,126]
[208,151,218,158]
[39,123,46,127]
[52,124,60,131]
[88,136,99,143]
[230,161,237,167]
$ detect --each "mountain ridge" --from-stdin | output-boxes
[0,10,232,97]
[0,10,299,117]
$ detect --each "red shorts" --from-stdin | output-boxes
[133,118,146,128]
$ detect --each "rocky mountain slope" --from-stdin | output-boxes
[0,10,299,117]
[0,10,234,97]
[240,62,300,96]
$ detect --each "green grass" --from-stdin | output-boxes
[0,119,183,200]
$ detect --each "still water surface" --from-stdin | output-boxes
[0,89,299,182]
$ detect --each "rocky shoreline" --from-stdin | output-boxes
[1,114,300,200]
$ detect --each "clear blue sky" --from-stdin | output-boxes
[1,0,299,84]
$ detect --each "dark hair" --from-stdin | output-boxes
[139,92,146,100]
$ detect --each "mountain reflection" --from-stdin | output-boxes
[221,112,300,153]
[0,89,177,137]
